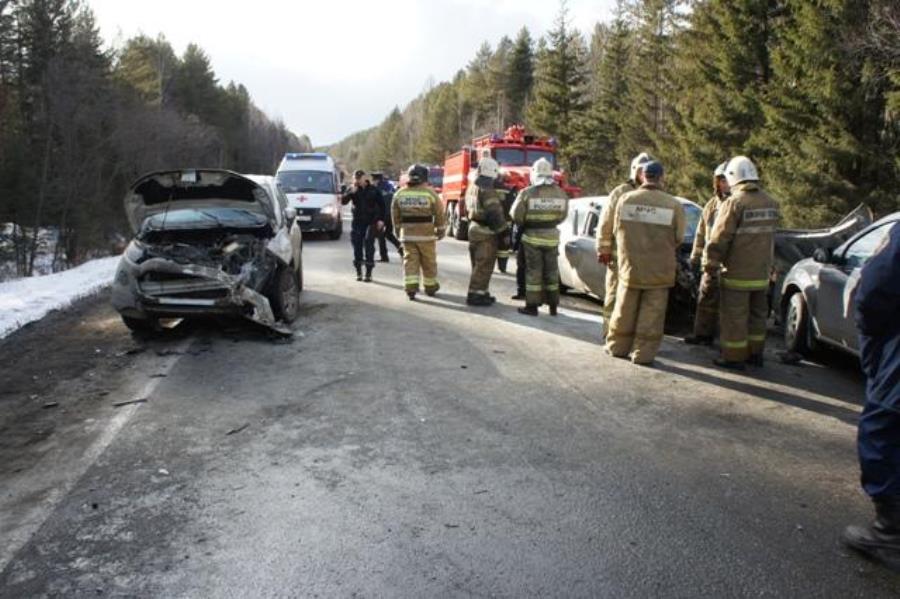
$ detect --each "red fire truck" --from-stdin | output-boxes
[441,125,581,240]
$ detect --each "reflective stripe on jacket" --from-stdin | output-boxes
[510,183,569,248]
[690,195,722,264]
[596,181,635,255]
[466,180,509,242]
[613,184,686,289]
[391,185,445,242]
[703,182,780,290]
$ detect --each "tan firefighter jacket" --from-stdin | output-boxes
[391,185,446,242]
[466,181,509,242]
[596,181,636,255]
[703,182,780,291]
[690,194,724,265]
[510,182,569,248]
[613,184,687,289]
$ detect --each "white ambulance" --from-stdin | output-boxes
[276,153,343,239]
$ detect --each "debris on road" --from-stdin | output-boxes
[149,373,168,378]
[779,351,804,366]
[158,468,169,476]
[42,401,59,409]
[112,398,148,408]
[226,423,250,436]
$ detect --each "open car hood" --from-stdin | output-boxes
[774,204,874,271]
[124,170,276,233]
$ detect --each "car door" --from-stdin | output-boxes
[561,206,583,289]
[571,209,607,298]
[817,221,896,349]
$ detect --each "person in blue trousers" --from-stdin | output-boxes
[844,222,900,571]
[341,170,385,281]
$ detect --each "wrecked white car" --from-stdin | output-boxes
[111,170,303,335]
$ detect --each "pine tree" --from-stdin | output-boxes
[526,1,587,166]
[114,35,178,107]
[173,44,221,122]
[570,11,632,192]
[507,27,534,124]
[419,83,460,164]
[758,0,899,226]
[669,0,774,202]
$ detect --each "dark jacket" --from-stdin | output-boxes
[375,180,395,225]
[855,223,900,410]
[342,183,386,225]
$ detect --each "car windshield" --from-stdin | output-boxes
[277,170,335,194]
[526,150,557,168]
[140,207,267,234]
[494,148,526,166]
[682,204,702,243]
[428,172,444,187]
[844,221,896,269]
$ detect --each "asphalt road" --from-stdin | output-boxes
[0,234,896,598]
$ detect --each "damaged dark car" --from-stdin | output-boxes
[112,170,303,335]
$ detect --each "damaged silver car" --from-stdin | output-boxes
[112,170,303,335]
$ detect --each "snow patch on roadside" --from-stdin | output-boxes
[0,256,121,339]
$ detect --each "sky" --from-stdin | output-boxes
[88,0,617,146]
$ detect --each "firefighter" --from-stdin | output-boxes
[510,158,569,316]
[604,161,686,365]
[844,223,900,572]
[391,164,446,300]
[684,161,731,345]
[703,156,780,370]
[495,185,516,274]
[465,157,509,306]
[597,152,653,339]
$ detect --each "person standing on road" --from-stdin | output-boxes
[684,162,731,346]
[465,157,509,306]
[341,170,385,282]
[597,152,653,339]
[372,172,403,263]
[604,161,685,366]
[510,158,569,317]
[703,156,780,370]
[844,223,900,572]
[392,164,446,300]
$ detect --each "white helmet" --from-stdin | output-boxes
[477,157,499,179]
[532,157,554,183]
[724,155,759,186]
[630,152,652,181]
[714,161,728,177]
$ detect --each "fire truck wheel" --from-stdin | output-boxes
[454,219,469,241]
[446,205,457,238]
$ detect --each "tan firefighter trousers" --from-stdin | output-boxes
[468,236,498,296]
[602,262,618,338]
[693,271,720,338]
[403,241,439,295]
[606,284,670,365]
[719,287,768,362]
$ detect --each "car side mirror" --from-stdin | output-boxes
[812,247,832,264]
[285,207,297,221]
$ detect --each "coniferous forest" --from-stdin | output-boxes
[0,0,311,276]
[328,0,900,229]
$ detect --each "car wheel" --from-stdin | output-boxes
[329,221,343,240]
[121,315,158,335]
[269,266,301,323]
[784,292,814,355]
[446,204,457,238]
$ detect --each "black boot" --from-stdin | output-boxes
[379,256,389,263]
[713,357,746,371]
[549,304,558,316]
[355,264,362,281]
[364,265,373,282]
[511,292,526,301]
[844,497,900,572]
[407,291,417,301]
[398,246,405,258]
[466,293,492,307]
[684,335,713,346]
[518,305,539,316]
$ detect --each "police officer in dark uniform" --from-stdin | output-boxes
[341,170,385,282]
[372,172,403,262]
[844,223,900,571]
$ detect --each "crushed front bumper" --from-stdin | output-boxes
[112,257,290,335]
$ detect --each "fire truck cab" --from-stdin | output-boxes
[441,125,580,240]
